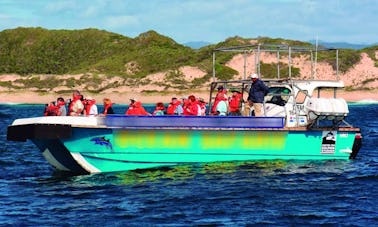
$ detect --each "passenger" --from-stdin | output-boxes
[56,97,67,116]
[69,90,84,116]
[247,73,269,117]
[125,99,150,116]
[183,95,201,116]
[153,102,165,116]
[103,98,114,115]
[166,97,183,115]
[228,90,243,116]
[125,98,136,115]
[181,97,188,112]
[84,96,98,116]
[215,98,228,116]
[79,94,85,115]
[198,98,207,116]
[211,85,228,115]
[44,102,58,116]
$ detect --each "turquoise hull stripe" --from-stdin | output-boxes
[60,128,357,173]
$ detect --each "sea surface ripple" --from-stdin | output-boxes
[0,103,377,226]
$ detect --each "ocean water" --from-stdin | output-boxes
[0,103,377,226]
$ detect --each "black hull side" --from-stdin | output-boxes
[7,124,71,141]
[32,139,89,174]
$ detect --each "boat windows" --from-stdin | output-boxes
[265,87,291,106]
[295,90,308,104]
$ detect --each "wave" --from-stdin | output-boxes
[349,99,378,105]
[0,112,11,118]
[0,102,26,105]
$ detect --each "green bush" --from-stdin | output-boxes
[260,62,300,78]
[0,27,367,91]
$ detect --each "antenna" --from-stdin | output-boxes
[314,35,318,79]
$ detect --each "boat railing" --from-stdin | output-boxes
[102,115,285,129]
[208,44,352,128]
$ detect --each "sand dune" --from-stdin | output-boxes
[1,51,377,104]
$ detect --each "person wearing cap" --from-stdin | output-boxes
[247,73,269,116]
[125,98,150,116]
[198,98,207,116]
[125,98,137,115]
[84,96,98,116]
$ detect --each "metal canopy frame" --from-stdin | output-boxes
[208,44,342,125]
[212,44,339,81]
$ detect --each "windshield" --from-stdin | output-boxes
[265,87,291,106]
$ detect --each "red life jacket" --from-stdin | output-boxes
[44,104,58,116]
[229,93,243,112]
[103,103,112,115]
[69,97,82,114]
[85,100,96,115]
[126,102,149,116]
[167,100,181,115]
[184,100,200,116]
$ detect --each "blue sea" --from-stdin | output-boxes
[0,103,377,226]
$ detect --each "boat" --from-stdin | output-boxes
[7,44,362,174]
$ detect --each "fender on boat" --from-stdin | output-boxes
[350,132,362,159]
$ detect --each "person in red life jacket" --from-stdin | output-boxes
[84,96,98,116]
[198,97,207,116]
[166,97,183,115]
[125,98,137,115]
[153,102,165,115]
[183,95,200,116]
[69,90,84,116]
[228,89,243,116]
[56,97,67,116]
[211,85,228,115]
[125,99,150,116]
[103,98,114,116]
[44,102,59,116]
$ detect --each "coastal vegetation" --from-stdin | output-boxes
[0,27,377,93]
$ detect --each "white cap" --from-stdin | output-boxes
[250,73,258,79]
[86,96,94,100]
